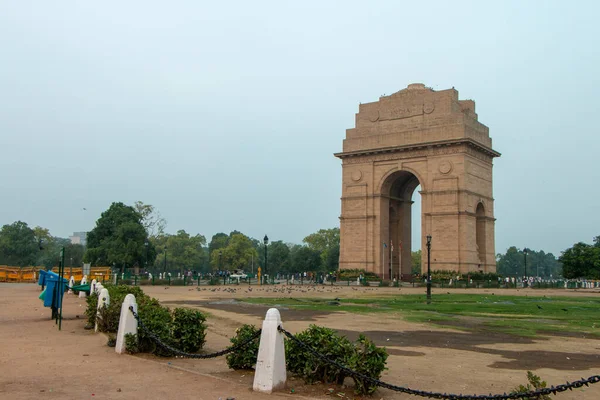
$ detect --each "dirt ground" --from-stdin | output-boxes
[2,283,600,400]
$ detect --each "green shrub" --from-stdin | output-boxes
[392,280,400,287]
[347,334,388,395]
[208,277,221,285]
[510,371,551,400]
[171,308,207,353]
[378,280,390,287]
[286,325,354,385]
[225,324,261,370]
[84,285,208,357]
[125,333,139,354]
[284,325,388,395]
[85,292,98,325]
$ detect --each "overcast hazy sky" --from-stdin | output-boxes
[1,1,598,256]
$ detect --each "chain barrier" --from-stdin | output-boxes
[278,326,600,400]
[129,306,261,359]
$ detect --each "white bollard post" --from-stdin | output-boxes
[90,279,97,293]
[68,276,75,294]
[95,288,110,332]
[115,294,138,354]
[96,283,104,294]
[253,308,286,393]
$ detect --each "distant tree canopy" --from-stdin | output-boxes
[0,221,39,267]
[84,202,156,271]
[303,228,340,271]
[559,236,600,279]
[496,246,562,278]
[152,230,207,273]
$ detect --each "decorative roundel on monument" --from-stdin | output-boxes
[368,110,380,122]
[423,101,435,114]
[439,160,453,174]
[351,170,363,182]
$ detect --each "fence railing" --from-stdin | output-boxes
[119,300,600,399]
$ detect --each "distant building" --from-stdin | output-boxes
[69,231,87,246]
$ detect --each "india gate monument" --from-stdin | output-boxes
[335,84,500,280]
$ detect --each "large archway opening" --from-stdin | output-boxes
[380,170,422,281]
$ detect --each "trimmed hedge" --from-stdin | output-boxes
[86,285,207,356]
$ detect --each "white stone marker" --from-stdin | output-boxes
[95,288,110,332]
[90,279,97,294]
[357,277,360,285]
[68,276,75,294]
[81,275,88,285]
[115,294,138,354]
[96,283,104,294]
[253,308,286,393]
[148,273,153,281]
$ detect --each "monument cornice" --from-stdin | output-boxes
[334,138,501,160]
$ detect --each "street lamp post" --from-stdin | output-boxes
[426,235,432,304]
[263,235,269,285]
[164,247,167,274]
[523,248,529,287]
[144,240,149,272]
[69,257,73,279]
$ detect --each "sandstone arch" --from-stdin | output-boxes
[335,84,500,278]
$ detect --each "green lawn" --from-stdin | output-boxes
[241,294,600,338]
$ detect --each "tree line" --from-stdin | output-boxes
[1,200,596,279]
[0,201,340,276]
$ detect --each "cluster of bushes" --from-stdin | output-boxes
[337,269,380,282]
[86,285,207,356]
[422,270,500,281]
[226,324,388,395]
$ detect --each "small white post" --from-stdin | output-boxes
[90,279,97,293]
[115,294,138,354]
[96,283,104,294]
[68,276,75,294]
[81,275,88,285]
[95,288,110,332]
[253,308,286,393]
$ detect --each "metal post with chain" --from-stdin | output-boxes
[277,326,600,400]
[129,306,261,359]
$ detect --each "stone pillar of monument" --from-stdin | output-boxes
[335,83,500,278]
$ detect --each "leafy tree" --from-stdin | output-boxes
[84,202,156,272]
[325,244,340,272]
[210,233,257,272]
[291,246,322,273]
[0,221,39,266]
[411,250,422,275]
[155,230,207,274]
[302,227,340,271]
[560,241,600,279]
[64,243,85,267]
[134,201,167,238]
[208,233,229,263]
[497,247,562,278]
[267,240,291,275]
[36,232,70,268]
